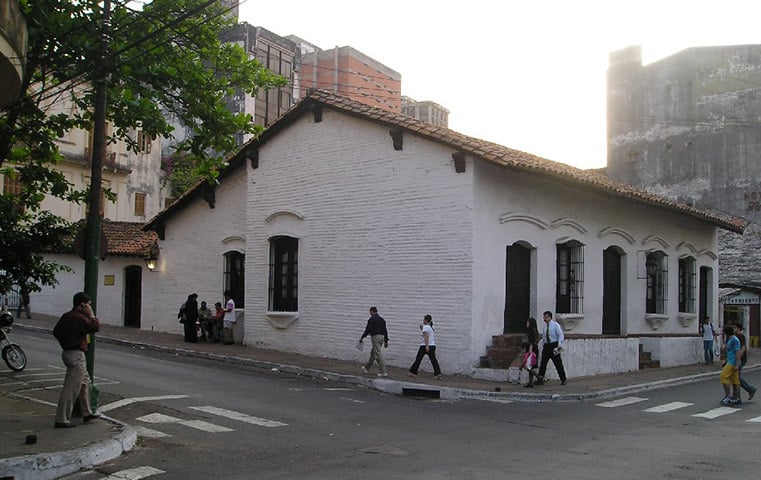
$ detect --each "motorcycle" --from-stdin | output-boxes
[0,307,26,371]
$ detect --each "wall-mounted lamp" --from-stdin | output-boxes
[145,241,159,272]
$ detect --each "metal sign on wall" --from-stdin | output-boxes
[721,293,760,304]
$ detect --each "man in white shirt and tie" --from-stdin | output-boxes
[535,311,567,386]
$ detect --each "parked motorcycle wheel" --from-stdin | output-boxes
[2,344,26,371]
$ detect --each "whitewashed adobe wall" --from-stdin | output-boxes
[244,111,477,374]
[141,172,247,334]
[35,254,144,326]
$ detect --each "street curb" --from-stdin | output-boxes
[17,323,759,403]
[0,414,136,480]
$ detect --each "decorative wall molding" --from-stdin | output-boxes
[265,210,305,223]
[645,314,669,330]
[266,312,299,329]
[676,241,697,255]
[642,235,670,249]
[222,235,245,245]
[498,212,549,229]
[697,249,718,260]
[678,313,697,328]
[556,314,583,332]
[551,218,587,234]
[598,227,635,245]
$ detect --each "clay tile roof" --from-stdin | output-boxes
[144,89,746,235]
[101,221,158,256]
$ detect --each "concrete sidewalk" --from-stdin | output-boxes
[1,315,757,480]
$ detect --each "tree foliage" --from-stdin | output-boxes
[0,0,286,292]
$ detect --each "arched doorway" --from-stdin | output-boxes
[124,265,142,328]
[602,246,622,335]
[505,243,531,333]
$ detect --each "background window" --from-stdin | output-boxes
[224,251,245,307]
[137,130,152,153]
[556,241,584,314]
[269,236,298,312]
[646,251,668,314]
[134,192,146,216]
[678,257,696,313]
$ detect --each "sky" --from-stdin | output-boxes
[237,0,761,170]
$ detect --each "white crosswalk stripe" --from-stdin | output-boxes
[136,412,233,432]
[189,405,288,427]
[692,407,742,419]
[102,466,165,479]
[133,425,171,438]
[747,415,761,423]
[595,396,648,407]
[643,401,693,413]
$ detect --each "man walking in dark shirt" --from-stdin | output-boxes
[360,306,389,377]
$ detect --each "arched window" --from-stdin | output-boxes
[678,257,696,313]
[269,236,298,312]
[556,240,584,314]
[646,251,668,314]
[224,251,245,307]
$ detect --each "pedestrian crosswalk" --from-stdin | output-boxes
[595,396,761,422]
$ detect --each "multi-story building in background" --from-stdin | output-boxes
[606,44,761,289]
[299,45,402,112]
[401,96,449,127]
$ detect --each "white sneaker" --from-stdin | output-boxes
[377,372,388,377]
[361,367,369,374]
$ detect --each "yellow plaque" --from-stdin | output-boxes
[103,274,115,286]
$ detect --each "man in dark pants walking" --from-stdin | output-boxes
[360,306,389,377]
[535,311,567,386]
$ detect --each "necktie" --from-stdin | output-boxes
[546,323,550,343]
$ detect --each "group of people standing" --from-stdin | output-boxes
[178,291,236,345]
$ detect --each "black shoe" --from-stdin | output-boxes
[561,380,567,385]
[524,383,534,388]
[55,422,76,429]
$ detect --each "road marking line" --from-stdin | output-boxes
[472,397,514,404]
[595,396,648,407]
[99,395,188,412]
[136,413,234,432]
[103,466,166,479]
[746,415,761,423]
[189,405,288,427]
[692,407,741,419]
[643,401,694,413]
[133,426,171,438]
[340,397,365,404]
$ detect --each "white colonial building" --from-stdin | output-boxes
[140,90,744,378]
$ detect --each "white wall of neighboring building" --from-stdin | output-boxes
[141,172,247,334]
[34,254,146,326]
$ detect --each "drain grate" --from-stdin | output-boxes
[402,387,440,399]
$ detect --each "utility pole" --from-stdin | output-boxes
[84,0,111,409]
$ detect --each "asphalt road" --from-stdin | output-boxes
[11,329,761,480]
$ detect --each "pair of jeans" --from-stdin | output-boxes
[703,339,714,364]
[739,360,757,395]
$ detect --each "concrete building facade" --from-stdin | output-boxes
[607,44,761,286]
[299,46,402,112]
[401,96,449,127]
